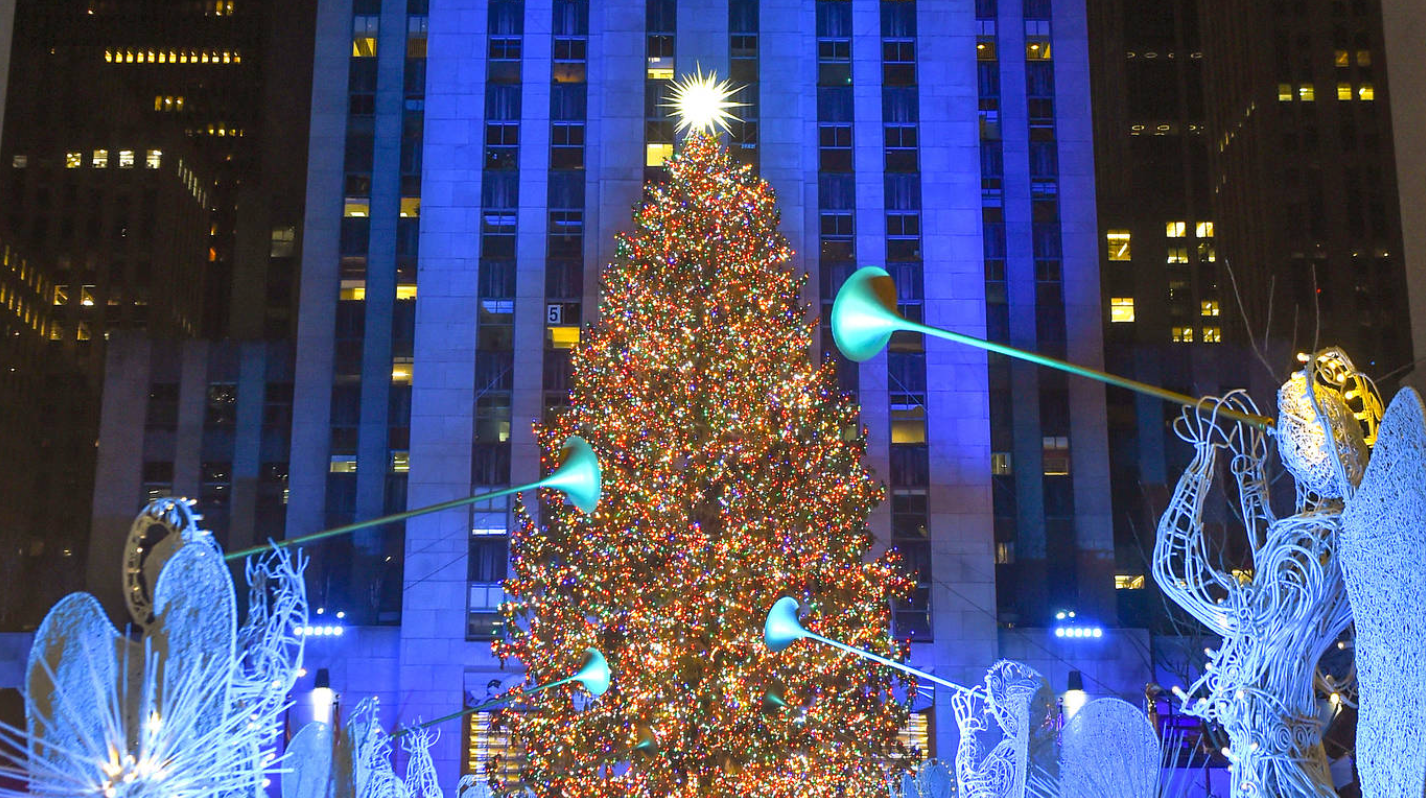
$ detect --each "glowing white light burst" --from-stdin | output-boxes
[662,67,745,135]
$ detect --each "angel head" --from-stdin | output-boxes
[1276,348,1381,499]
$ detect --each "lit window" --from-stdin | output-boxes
[646,142,673,167]
[1202,327,1221,343]
[1358,83,1374,101]
[399,197,421,217]
[1110,297,1135,323]
[1334,49,1349,67]
[647,64,674,80]
[146,149,162,169]
[1278,83,1293,101]
[391,358,413,385]
[1198,242,1216,262]
[353,16,379,57]
[977,39,996,60]
[396,284,417,300]
[53,285,68,305]
[1106,230,1131,261]
[1230,568,1254,584]
[1356,50,1371,67]
[1115,574,1146,590]
[66,152,83,169]
[329,456,357,473]
[1201,300,1220,317]
[1299,83,1314,101]
[11,155,26,168]
[1172,326,1194,343]
[77,322,92,341]
[1165,221,1186,237]
[390,451,410,473]
[92,149,109,168]
[1025,40,1051,60]
[118,150,135,168]
[1195,221,1214,238]
[991,452,1012,475]
[344,198,370,217]
[995,541,1014,564]
[1338,82,1353,101]
[548,326,580,350]
[891,407,926,444]
[80,286,96,306]
[339,281,366,301]
[1166,247,1189,264]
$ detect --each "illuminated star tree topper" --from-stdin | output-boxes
[662,67,745,135]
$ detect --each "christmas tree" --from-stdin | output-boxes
[496,127,913,798]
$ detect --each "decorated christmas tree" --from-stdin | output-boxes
[495,101,913,797]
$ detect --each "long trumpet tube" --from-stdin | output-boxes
[831,267,1273,430]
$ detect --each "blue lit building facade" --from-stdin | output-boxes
[284,0,1137,784]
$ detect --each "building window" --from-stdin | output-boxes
[645,142,673,167]
[1338,82,1353,101]
[1172,326,1194,343]
[1202,327,1222,343]
[1334,49,1349,67]
[1298,83,1315,101]
[1195,221,1214,238]
[1042,436,1070,476]
[1165,221,1186,237]
[891,407,926,444]
[1356,50,1371,67]
[10,155,25,168]
[118,150,135,168]
[1025,40,1051,60]
[146,149,162,169]
[991,451,1012,475]
[344,198,370,218]
[92,149,109,168]
[391,358,413,385]
[1358,83,1374,101]
[353,16,379,57]
[1115,574,1146,590]
[66,151,83,168]
[1166,247,1188,264]
[977,38,996,60]
[1110,297,1135,323]
[329,455,358,473]
[1201,300,1220,317]
[1106,230,1130,260]
[1278,83,1293,101]
[996,541,1015,565]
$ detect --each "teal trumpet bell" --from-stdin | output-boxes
[830,266,906,363]
[543,435,603,514]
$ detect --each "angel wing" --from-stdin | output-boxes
[1340,387,1426,798]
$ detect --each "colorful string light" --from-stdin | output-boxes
[494,132,915,798]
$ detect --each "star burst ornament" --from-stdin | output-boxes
[663,67,745,135]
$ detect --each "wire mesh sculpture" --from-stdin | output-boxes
[1340,387,1426,798]
[1153,361,1360,798]
[1058,699,1161,798]
[951,661,1059,798]
[888,759,953,798]
[0,497,307,797]
[285,698,445,798]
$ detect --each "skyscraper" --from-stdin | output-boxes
[280,0,1135,783]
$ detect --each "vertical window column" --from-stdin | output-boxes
[816,0,855,392]
[880,0,931,641]
[544,0,589,420]
[644,0,676,179]
[728,0,759,169]
[467,0,524,638]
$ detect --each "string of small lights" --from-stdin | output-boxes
[492,131,915,798]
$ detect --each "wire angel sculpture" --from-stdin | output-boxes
[888,758,954,798]
[951,660,1059,798]
[1338,384,1426,798]
[284,698,443,798]
[0,497,307,797]
[1153,351,1371,798]
[1057,698,1161,798]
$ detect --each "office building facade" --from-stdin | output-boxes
[275,0,1133,784]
